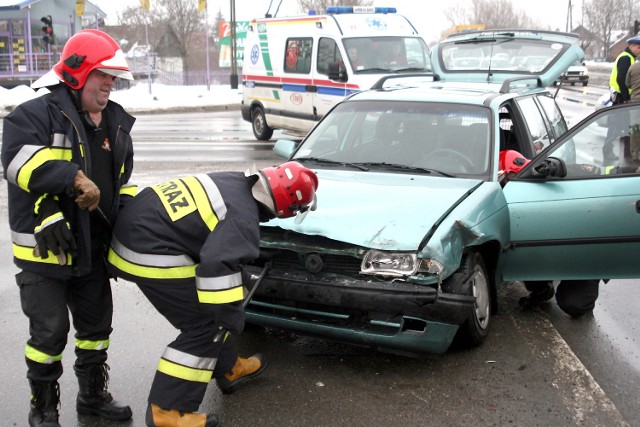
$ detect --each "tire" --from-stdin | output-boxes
[442,251,491,348]
[251,106,274,141]
[582,81,588,86]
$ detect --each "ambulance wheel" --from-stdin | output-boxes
[252,107,274,141]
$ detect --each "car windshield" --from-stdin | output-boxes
[293,100,492,178]
[440,36,567,73]
[343,37,432,72]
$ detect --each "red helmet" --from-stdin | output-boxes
[499,150,530,179]
[252,162,319,219]
[33,29,132,89]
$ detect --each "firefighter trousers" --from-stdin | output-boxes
[136,280,238,412]
[17,249,113,383]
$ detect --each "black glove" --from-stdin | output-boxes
[214,302,246,336]
[33,195,77,265]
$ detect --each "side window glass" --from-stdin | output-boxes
[543,104,640,177]
[284,38,313,74]
[537,94,568,140]
[317,37,341,75]
[517,96,552,155]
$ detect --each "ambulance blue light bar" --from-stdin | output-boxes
[325,6,397,14]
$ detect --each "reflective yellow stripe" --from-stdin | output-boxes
[16,148,57,191]
[151,179,197,222]
[25,344,62,364]
[182,176,219,231]
[157,359,213,383]
[51,147,72,161]
[75,338,109,351]
[13,244,73,265]
[197,286,244,304]
[107,248,196,279]
[119,185,138,198]
[34,212,64,232]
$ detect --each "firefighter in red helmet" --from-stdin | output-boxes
[2,30,136,426]
[107,162,318,427]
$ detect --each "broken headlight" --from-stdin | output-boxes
[360,250,418,277]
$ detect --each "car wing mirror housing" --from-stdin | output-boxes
[328,61,347,82]
[531,156,567,178]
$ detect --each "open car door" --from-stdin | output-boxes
[501,103,640,281]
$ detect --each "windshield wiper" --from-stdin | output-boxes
[355,67,397,74]
[295,156,370,171]
[357,162,455,177]
[395,67,431,72]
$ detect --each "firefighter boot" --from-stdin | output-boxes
[75,363,133,421]
[145,403,219,427]
[28,380,60,427]
[215,353,269,394]
[519,281,555,309]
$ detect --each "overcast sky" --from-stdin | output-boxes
[94,0,579,42]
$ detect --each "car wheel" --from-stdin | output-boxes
[582,81,588,86]
[442,251,491,347]
[252,106,274,141]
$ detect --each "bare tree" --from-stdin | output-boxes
[296,0,373,15]
[444,0,539,31]
[156,0,206,84]
[117,5,164,47]
[583,0,628,59]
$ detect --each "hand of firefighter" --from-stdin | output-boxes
[215,302,246,336]
[73,170,100,211]
[33,195,77,266]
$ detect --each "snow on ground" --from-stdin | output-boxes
[1,82,242,117]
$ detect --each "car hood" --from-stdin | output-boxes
[262,169,483,251]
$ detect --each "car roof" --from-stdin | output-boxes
[346,77,548,107]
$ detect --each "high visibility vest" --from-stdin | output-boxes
[610,51,636,93]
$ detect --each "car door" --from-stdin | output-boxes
[501,103,640,281]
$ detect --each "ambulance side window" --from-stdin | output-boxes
[284,38,313,74]
[317,38,342,76]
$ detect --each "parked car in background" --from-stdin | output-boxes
[243,30,640,357]
[554,60,589,86]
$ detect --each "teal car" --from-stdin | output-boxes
[244,30,640,355]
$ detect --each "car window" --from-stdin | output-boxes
[317,37,342,75]
[284,38,313,74]
[294,100,492,177]
[534,103,640,178]
[536,94,568,141]
[516,96,553,154]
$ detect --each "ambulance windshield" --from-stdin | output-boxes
[343,37,432,73]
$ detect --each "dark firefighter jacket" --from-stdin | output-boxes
[1,84,137,278]
[107,172,261,334]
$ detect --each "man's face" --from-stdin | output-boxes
[630,43,640,57]
[81,70,115,113]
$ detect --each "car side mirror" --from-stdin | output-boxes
[531,157,567,178]
[273,139,298,158]
[328,61,347,81]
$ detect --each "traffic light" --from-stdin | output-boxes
[634,19,640,35]
[41,15,54,45]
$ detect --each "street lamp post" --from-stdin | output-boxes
[230,0,238,89]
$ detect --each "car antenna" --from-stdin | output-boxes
[486,31,495,83]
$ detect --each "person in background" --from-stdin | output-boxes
[604,34,640,163]
[1,30,137,427]
[626,41,640,103]
[107,162,318,427]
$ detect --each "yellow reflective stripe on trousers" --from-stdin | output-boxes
[197,286,244,304]
[25,344,62,364]
[157,347,216,383]
[76,338,109,351]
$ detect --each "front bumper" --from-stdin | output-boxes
[244,266,475,355]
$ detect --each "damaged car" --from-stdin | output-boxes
[243,30,640,355]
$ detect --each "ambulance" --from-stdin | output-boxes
[240,6,431,140]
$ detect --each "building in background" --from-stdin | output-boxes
[0,0,105,86]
